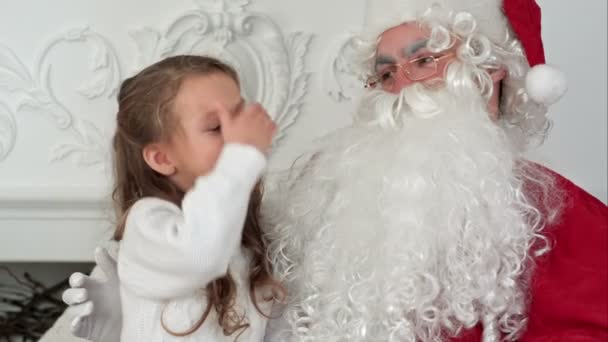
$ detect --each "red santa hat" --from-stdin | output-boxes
[362,0,567,105]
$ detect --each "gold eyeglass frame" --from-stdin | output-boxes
[365,52,455,89]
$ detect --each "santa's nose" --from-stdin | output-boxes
[390,72,415,93]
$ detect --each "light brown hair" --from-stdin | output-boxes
[111,55,282,337]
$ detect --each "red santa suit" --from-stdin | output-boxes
[453,169,608,341]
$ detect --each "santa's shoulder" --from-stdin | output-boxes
[521,164,608,340]
[537,164,607,222]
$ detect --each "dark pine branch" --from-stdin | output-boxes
[0,266,69,341]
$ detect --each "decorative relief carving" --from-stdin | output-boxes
[0,28,120,166]
[0,102,16,161]
[0,0,312,167]
[323,33,365,102]
[129,0,312,143]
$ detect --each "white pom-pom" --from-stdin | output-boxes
[525,64,567,105]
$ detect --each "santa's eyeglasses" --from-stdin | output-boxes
[365,52,455,89]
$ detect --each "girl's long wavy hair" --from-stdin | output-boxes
[111,55,283,338]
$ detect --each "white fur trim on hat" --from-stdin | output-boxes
[362,0,508,43]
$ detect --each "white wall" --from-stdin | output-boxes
[530,0,607,202]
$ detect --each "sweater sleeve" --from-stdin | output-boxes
[117,144,266,300]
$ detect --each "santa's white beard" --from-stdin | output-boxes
[265,83,545,342]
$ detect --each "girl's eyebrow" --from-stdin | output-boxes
[231,98,245,115]
[203,97,245,118]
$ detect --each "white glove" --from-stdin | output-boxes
[62,247,122,342]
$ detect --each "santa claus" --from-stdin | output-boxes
[262,0,607,341]
[60,0,606,341]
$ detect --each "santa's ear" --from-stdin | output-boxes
[489,67,507,83]
[142,143,176,176]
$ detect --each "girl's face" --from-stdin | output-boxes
[151,72,243,191]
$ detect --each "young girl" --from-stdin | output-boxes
[109,55,281,341]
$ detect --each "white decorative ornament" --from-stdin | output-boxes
[0,102,16,161]
[323,33,366,102]
[0,0,310,168]
[129,0,313,142]
[0,27,121,167]
[50,119,110,167]
[0,46,28,162]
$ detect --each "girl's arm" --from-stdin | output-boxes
[117,143,265,300]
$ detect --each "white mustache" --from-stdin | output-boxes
[356,82,487,129]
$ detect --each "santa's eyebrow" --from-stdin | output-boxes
[403,39,429,57]
[375,55,397,69]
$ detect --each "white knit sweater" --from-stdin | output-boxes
[117,144,272,342]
